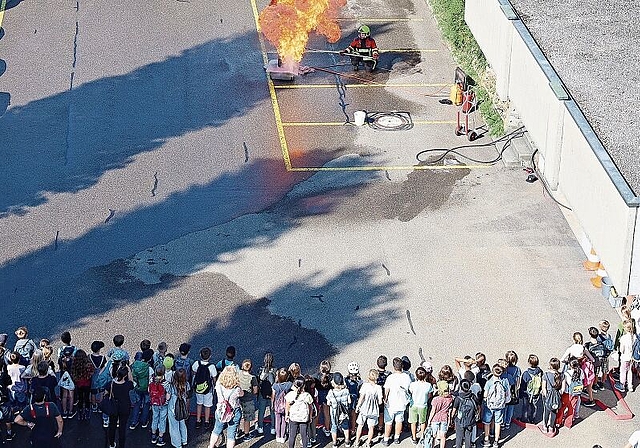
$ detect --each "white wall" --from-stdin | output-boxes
[465,0,640,294]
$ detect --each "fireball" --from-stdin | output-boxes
[259,0,346,63]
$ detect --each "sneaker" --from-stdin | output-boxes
[584,400,596,407]
[103,418,109,428]
[244,434,254,441]
[142,422,149,428]
[195,420,202,429]
[157,437,166,446]
[271,428,276,435]
[110,445,116,448]
[310,438,317,443]
[68,410,77,419]
[5,431,14,441]
[383,439,391,447]
[152,434,158,444]
[394,440,400,445]
[483,440,491,448]
[323,429,331,437]
[411,438,418,445]
[92,403,99,413]
[129,422,138,430]
[204,421,212,428]
[257,427,264,435]
[492,442,499,448]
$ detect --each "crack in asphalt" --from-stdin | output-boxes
[151,172,158,197]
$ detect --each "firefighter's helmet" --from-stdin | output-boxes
[358,25,371,38]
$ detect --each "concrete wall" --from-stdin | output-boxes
[465,0,640,294]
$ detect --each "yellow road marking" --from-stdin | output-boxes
[251,0,292,170]
[282,120,456,127]
[274,83,450,89]
[0,0,6,32]
[336,18,425,22]
[380,49,439,53]
[288,165,488,171]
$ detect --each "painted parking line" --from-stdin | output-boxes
[0,0,6,30]
[288,164,487,172]
[336,18,426,22]
[274,83,449,89]
[250,0,482,172]
[282,120,456,127]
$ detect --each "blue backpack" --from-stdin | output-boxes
[92,359,113,390]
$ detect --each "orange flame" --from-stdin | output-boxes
[259,0,346,63]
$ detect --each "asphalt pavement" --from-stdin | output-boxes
[0,0,635,447]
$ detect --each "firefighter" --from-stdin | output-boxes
[341,25,379,72]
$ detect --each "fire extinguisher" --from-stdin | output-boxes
[449,83,463,106]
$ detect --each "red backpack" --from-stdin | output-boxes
[149,381,167,406]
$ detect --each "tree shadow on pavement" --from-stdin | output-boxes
[0,32,267,217]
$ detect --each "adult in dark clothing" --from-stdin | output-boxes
[108,365,134,448]
[14,387,64,448]
[451,380,478,448]
[29,362,58,402]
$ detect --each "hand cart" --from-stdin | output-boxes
[455,86,479,141]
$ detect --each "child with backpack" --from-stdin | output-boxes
[57,346,76,418]
[149,365,169,446]
[481,364,510,448]
[7,352,27,413]
[345,362,363,432]
[326,372,351,448]
[354,369,383,448]
[256,352,276,435]
[520,354,543,424]
[451,380,478,448]
[541,358,562,434]
[173,343,193,384]
[502,351,521,429]
[192,347,217,429]
[272,368,293,443]
[129,348,153,430]
[285,378,314,448]
[556,358,584,428]
[314,360,333,437]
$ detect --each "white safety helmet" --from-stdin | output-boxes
[347,362,360,374]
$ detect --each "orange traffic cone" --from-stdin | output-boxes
[590,263,607,288]
[583,248,600,271]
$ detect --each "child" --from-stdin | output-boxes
[304,374,319,443]
[285,378,314,448]
[617,320,636,392]
[596,320,613,389]
[192,347,217,428]
[173,343,193,384]
[13,327,37,365]
[107,334,130,368]
[345,362,363,432]
[327,372,351,448]
[520,354,543,424]
[557,358,584,428]
[408,367,433,443]
[256,352,276,435]
[427,381,453,448]
[272,368,293,443]
[238,359,258,440]
[153,342,168,369]
[149,365,169,446]
[7,352,27,410]
[354,369,383,448]
[57,331,76,360]
[71,349,95,420]
[58,346,76,418]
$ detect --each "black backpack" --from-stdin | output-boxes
[193,361,212,395]
[456,396,477,428]
[259,368,274,399]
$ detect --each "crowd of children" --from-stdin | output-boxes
[0,314,630,448]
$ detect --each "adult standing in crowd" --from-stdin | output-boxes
[14,387,63,448]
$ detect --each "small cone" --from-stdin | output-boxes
[583,248,600,271]
[590,263,607,288]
